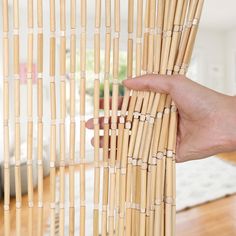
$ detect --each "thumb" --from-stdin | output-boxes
[123,74,179,95]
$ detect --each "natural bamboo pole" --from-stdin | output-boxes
[108,0,120,235]
[123,1,144,235]
[37,1,44,235]
[165,1,204,235]
[78,2,86,236]
[150,1,202,235]
[13,0,22,235]
[162,1,188,235]
[69,0,76,235]
[126,1,150,234]
[80,0,87,236]
[101,0,111,235]
[2,1,10,235]
[93,1,101,235]
[145,0,170,233]
[27,1,34,235]
[138,0,159,234]
[115,0,134,235]
[174,0,199,75]
[151,2,199,236]
[49,0,57,234]
[79,0,87,235]
[59,0,66,235]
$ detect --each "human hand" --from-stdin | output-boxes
[86,97,123,148]
[123,75,236,162]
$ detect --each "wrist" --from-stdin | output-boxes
[222,96,236,151]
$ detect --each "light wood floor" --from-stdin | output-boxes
[176,194,236,236]
[1,158,236,235]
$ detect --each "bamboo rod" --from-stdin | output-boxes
[125,1,150,234]
[165,1,204,235]
[167,0,188,75]
[156,2,196,235]
[138,1,160,234]
[115,0,134,235]
[154,0,164,74]
[49,0,57,234]
[118,128,129,236]
[69,0,76,235]
[13,0,22,234]
[59,1,66,235]
[101,0,111,235]
[123,1,144,235]
[108,0,120,235]
[145,1,175,233]
[37,1,44,236]
[27,0,34,235]
[174,0,199,74]
[150,1,203,235]
[162,2,187,236]
[2,1,10,235]
[144,1,184,236]
[180,0,204,75]
[93,1,101,235]
[79,0,87,235]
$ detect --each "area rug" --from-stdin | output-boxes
[45,156,236,235]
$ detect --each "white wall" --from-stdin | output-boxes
[225,29,236,95]
[190,29,226,93]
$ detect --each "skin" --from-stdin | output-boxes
[86,75,236,163]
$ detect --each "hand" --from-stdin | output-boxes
[123,75,236,162]
[86,97,123,148]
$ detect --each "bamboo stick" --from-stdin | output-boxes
[69,0,76,235]
[148,1,185,235]
[26,1,34,235]
[49,0,57,234]
[166,1,204,235]
[93,1,101,235]
[123,1,144,236]
[115,0,134,235]
[101,0,111,235]
[162,1,188,236]
[79,0,87,235]
[108,0,120,235]
[138,0,159,234]
[145,1,171,233]
[126,1,150,234]
[152,2,198,236]
[180,0,204,75]
[13,0,22,234]
[174,0,199,74]
[59,1,67,235]
[2,1,10,235]
[36,1,44,235]
[118,128,129,236]
[150,1,203,235]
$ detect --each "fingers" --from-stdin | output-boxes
[91,135,118,149]
[123,74,179,94]
[86,116,120,130]
[91,136,104,148]
[86,117,104,130]
[99,96,123,110]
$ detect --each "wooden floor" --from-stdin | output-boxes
[176,194,236,236]
[1,160,236,235]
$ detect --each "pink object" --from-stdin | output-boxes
[19,63,38,84]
